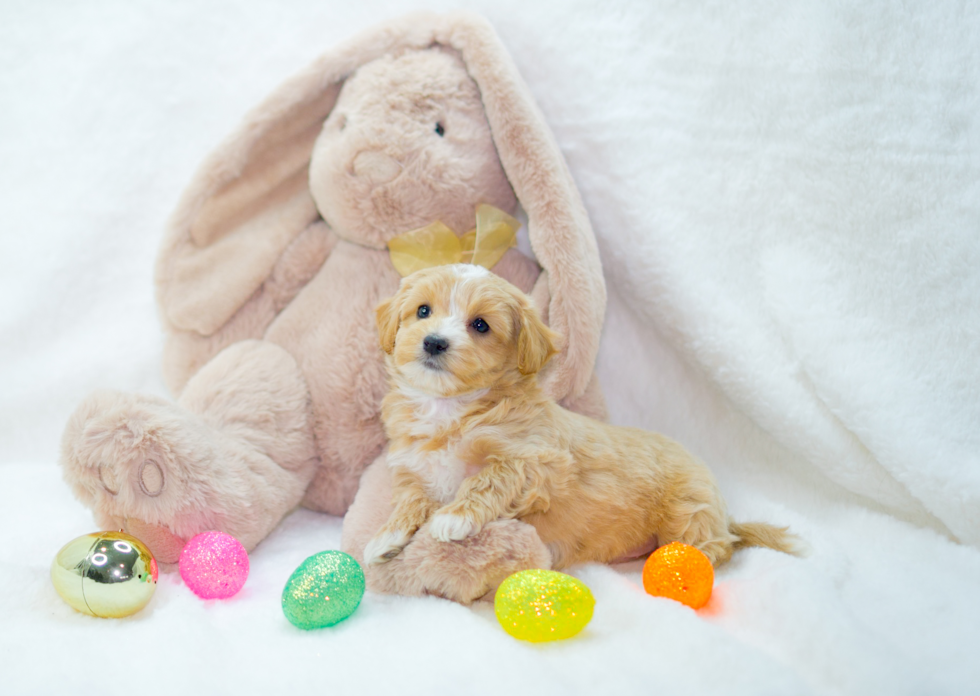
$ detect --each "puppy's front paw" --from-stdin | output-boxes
[429,513,478,542]
[363,529,413,565]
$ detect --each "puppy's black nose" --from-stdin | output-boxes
[423,335,450,356]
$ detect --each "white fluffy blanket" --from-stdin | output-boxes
[2,1,978,694]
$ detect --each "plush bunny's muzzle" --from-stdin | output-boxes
[351,150,401,185]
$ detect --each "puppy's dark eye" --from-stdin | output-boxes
[417,305,431,319]
[471,318,489,334]
[435,122,445,137]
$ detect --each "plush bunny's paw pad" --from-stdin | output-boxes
[429,513,478,542]
[96,458,167,498]
[363,529,413,565]
[61,392,189,508]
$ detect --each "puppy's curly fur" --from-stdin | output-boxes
[364,264,797,569]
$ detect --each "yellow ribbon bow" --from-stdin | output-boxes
[386,204,520,277]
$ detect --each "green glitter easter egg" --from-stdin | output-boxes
[495,569,595,642]
[281,551,365,630]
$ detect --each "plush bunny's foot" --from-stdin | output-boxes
[342,456,552,604]
[368,518,552,604]
[61,390,227,561]
[61,341,318,562]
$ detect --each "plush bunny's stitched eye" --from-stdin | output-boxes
[417,305,432,319]
[435,122,445,137]
[471,318,489,334]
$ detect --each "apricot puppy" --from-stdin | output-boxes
[363,264,796,569]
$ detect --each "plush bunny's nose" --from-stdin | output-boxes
[352,150,401,185]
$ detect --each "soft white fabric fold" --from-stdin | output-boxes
[1,1,978,694]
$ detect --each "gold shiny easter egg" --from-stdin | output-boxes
[495,569,595,642]
[51,531,158,618]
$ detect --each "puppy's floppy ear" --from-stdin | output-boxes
[376,295,401,355]
[516,298,560,375]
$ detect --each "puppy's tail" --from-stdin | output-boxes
[730,521,804,557]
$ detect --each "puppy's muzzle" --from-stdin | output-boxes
[423,335,450,356]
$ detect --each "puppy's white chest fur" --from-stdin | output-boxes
[405,389,482,435]
[388,443,467,503]
[387,388,487,503]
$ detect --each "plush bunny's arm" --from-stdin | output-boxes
[161,221,338,393]
[439,13,606,401]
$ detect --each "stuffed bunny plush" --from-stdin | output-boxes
[60,12,606,603]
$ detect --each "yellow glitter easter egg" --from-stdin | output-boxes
[494,569,595,642]
[642,541,714,609]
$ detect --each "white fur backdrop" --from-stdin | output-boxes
[2,1,978,694]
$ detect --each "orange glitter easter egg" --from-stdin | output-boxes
[642,542,714,609]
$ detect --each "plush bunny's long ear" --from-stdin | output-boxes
[156,16,442,336]
[437,13,606,401]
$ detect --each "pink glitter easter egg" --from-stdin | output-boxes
[179,531,249,599]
